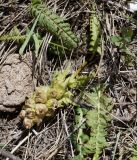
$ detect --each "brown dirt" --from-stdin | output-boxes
[0,54,34,112]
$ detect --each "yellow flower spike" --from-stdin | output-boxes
[25,97,35,108]
[66,75,77,88]
[19,110,26,119]
[25,108,36,119]
[45,109,55,117]
[47,85,66,100]
[20,63,88,128]
[52,64,71,84]
[64,91,73,98]
[58,97,72,107]
[35,86,49,103]
[32,116,43,126]
[46,99,58,109]
[23,118,34,129]
[35,104,48,116]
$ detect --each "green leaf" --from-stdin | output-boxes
[73,85,113,160]
[72,155,85,160]
[130,157,137,160]
[83,85,113,160]
[19,13,40,54]
[121,27,133,43]
[0,144,5,148]
[32,32,42,56]
[74,107,87,156]
[30,2,79,49]
[110,36,122,46]
[121,46,136,58]
[10,26,20,36]
[89,5,101,54]
[129,145,137,160]
[0,26,25,42]
[31,0,41,5]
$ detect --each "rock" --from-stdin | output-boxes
[0,54,34,112]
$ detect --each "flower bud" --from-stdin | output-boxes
[19,110,26,119]
[35,104,48,116]
[35,86,48,103]
[23,118,34,129]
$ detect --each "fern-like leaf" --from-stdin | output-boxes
[0,35,25,42]
[0,26,25,42]
[30,1,79,49]
[130,146,137,160]
[130,157,137,160]
[73,85,113,160]
[83,86,113,160]
[89,4,101,54]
